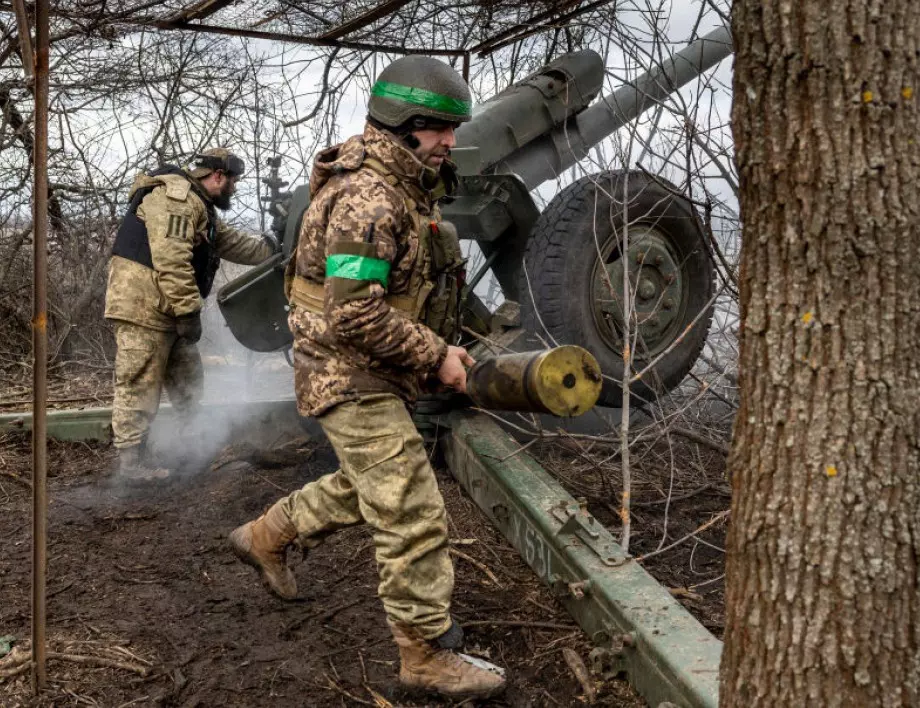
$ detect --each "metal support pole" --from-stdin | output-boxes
[31,0,49,693]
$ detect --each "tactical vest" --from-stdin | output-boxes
[112,166,221,298]
[288,153,466,344]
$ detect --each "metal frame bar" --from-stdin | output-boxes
[30,0,49,692]
[149,19,467,56]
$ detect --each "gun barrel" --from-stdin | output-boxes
[496,25,734,189]
[467,346,602,417]
[454,50,605,173]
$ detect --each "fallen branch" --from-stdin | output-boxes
[562,647,596,704]
[449,547,503,588]
[0,648,149,680]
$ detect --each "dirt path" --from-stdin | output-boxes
[0,434,643,707]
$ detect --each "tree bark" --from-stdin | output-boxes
[722,2,920,706]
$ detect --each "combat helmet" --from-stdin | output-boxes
[190,147,246,179]
[368,56,472,128]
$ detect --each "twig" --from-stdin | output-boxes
[562,647,596,704]
[109,645,154,667]
[688,573,725,590]
[319,672,375,706]
[633,482,726,507]
[635,510,730,562]
[522,258,559,347]
[669,425,731,455]
[364,684,394,708]
[449,547,503,588]
[48,651,149,675]
[618,173,633,555]
[460,326,516,355]
[282,598,362,636]
[253,472,285,491]
[498,438,539,462]
[629,285,723,383]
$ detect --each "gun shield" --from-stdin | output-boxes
[466,345,602,417]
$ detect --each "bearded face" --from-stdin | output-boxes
[410,124,458,169]
[212,177,235,211]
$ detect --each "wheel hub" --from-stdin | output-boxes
[592,230,684,357]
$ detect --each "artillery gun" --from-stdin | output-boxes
[218,27,733,407]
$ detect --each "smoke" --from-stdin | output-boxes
[139,296,304,479]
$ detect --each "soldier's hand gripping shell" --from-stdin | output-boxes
[176,312,202,342]
[437,345,475,394]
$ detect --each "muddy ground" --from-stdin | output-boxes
[0,432,646,707]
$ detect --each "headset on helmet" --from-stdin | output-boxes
[193,149,246,177]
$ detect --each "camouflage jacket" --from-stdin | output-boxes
[104,170,273,331]
[288,124,455,417]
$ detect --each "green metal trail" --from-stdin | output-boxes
[444,410,721,708]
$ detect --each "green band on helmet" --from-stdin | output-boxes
[326,254,390,287]
[371,81,471,117]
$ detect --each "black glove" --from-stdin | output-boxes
[175,312,202,342]
[262,232,281,254]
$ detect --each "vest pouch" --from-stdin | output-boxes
[429,221,464,273]
[423,221,465,342]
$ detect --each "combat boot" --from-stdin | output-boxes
[228,500,298,600]
[116,445,171,483]
[388,621,507,700]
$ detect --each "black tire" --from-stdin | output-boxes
[519,171,714,407]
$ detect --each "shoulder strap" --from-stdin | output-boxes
[362,156,398,185]
[362,156,419,218]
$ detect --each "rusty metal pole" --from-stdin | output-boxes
[31,0,50,693]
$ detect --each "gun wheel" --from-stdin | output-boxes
[519,171,715,407]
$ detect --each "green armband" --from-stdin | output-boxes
[326,254,390,287]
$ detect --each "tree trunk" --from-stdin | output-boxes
[721,3,920,706]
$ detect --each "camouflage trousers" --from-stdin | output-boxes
[282,394,453,639]
[111,321,203,449]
